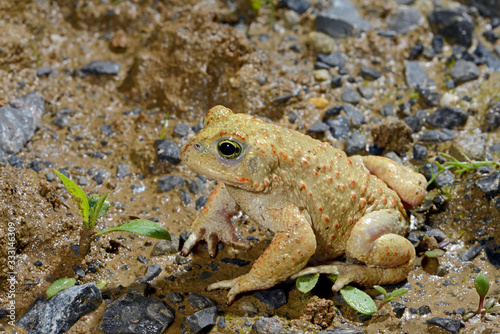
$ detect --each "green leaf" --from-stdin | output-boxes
[54,169,89,226]
[88,194,110,221]
[340,286,377,315]
[424,249,445,258]
[327,274,338,282]
[475,273,490,298]
[373,285,388,299]
[296,273,320,294]
[88,193,109,228]
[386,288,409,302]
[96,219,171,240]
[96,278,107,289]
[46,277,76,298]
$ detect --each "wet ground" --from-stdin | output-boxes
[0,0,499,333]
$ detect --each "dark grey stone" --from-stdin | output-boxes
[331,75,343,87]
[405,60,428,88]
[392,302,406,318]
[288,110,298,123]
[173,123,190,137]
[72,265,86,277]
[453,308,465,315]
[137,256,148,264]
[341,87,361,104]
[419,129,457,142]
[0,91,44,155]
[420,162,454,187]
[156,139,181,164]
[432,35,444,54]
[252,316,284,334]
[426,107,468,129]
[410,42,424,58]
[404,110,427,132]
[428,9,474,47]
[8,155,23,168]
[450,59,480,85]
[157,175,184,192]
[425,229,447,242]
[475,170,500,199]
[36,67,53,76]
[308,122,330,133]
[485,244,500,269]
[280,0,311,14]
[345,132,366,155]
[419,88,441,107]
[473,42,500,72]
[166,292,183,304]
[317,325,365,333]
[424,317,464,334]
[326,105,342,116]
[142,263,162,282]
[254,288,287,308]
[195,196,208,210]
[180,188,192,205]
[387,7,423,34]
[221,258,251,267]
[189,177,206,194]
[423,44,435,59]
[380,104,395,116]
[413,144,428,161]
[358,86,374,99]
[315,0,372,38]
[485,101,500,132]
[342,104,365,126]
[152,238,179,256]
[100,293,174,334]
[81,61,121,75]
[272,93,293,104]
[17,283,102,334]
[376,29,398,37]
[483,30,499,43]
[187,292,215,310]
[101,124,115,137]
[459,245,482,261]
[460,0,500,18]
[116,162,130,179]
[317,52,346,68]
[92,168,110,185]
[326,116,350,139]
[184,306,217,333]
[360,66,382,80]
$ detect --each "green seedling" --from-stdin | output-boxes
[464,273,500,320]
[54,169,170,256]
[159,112,170,140]
[46,277,76,298]
[427,153,500,187]
[373,285,409,309]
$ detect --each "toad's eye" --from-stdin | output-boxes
[217,140,242,159]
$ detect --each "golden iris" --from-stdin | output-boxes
[217,140,242,159]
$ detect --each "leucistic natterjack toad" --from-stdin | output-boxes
[180,106,427,305]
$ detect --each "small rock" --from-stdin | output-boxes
[310,97,329,109]
[317,52,346,68]
[142,263,162,282]
[308,122,330,134]
[101,124,115,137]
[254,288,287,308]
[221,258,250,267]
[156,139,181,164]
[166,292,183,304]
[252,316,284,334]
[371,120,413,153]
[410,42,424,58]
[392,302,406,318]
[404,110,427,132]
[158,175,184,192]
[273,93,293,104]
[413,144,428,161]
[360,66,382,80]
[316,0,372,38]
[187,292,215,310]
[380,104,395,116]
[475,170,500,199]
[345,132,366,155]
[341,104,365,126]
[485,101,500,132]
[459,245,482,261]
[331,75,342,87]
[387,7,423,34]
[432,35,444,54]
[405,60,428,88]
[326,116,350,139]
[419,129,456,142]
[424,317,464,334]
[189,178,206,194]
[341,87,361,104]
[116,162,130,179]
[152,238,180,256]
[17,284,102,334]
[184,306,218,334]
[240,301,258,314]
[180,188,192,205]
[173,123,190,137]
[92,168,110,185]
[450,59,480,85]
[483,30,499,43]
[358,86,374,99]
[314,69,331,82]
[428,9,474,47]
[473,42,500,72]
[452,132,485,160]
[100,293,174,334]
[280,0,311,14]
[419,88,441,107]
[110,29,128,51]
[8,155,23,168]
[81,61,121,75]
[36,67,53,76]
[195,196,208,210]
[425,229,447,242]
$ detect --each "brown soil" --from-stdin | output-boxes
[0,0,499,333]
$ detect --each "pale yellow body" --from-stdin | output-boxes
[180,106,427,304]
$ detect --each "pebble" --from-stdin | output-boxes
[308,122,330,134]
[313,69,331,82]
[331,75,342,87]
[92,168,110,185]
[413,144,428,161]
[283,10,301,28]
[142,263,162,282]
[166,291,183,304]
[424,317,464,334]
[425,229,447,242]
[387,7,423,34]
[184,306,218,334]
[452,132,486,160]
[180,188,192,204]
[189,178,206,194]
[101,293,174,334]
[101,124,115,137]
[420,162,454,187]
[187,292,215,310]
[137,256,148,264]
[360,66,382,80]
[459,245,482,261]
[156,139,181,164]
[475,170,500,199]
[240,301,258,314]
[195,196,208,210]
[341,104,365,126]
[173,123,190,137]
[483,30,499,43]
[315,0,372,38]
[419,88,441,107]
[380,103,395,116]
[326,116,350,139]
[358,86,374,99]
[403,110,427,132]
[432,35,444,54]
[392,302,406,318]
[116,162,130,179]
[281,0,311,14]
[152,238,180,256]
[410,42,424,59]
[341,87,361,104]
[474,42,500,72]
[345,132,366,155]
[254,287,287,308]
[450,59,480,85]
[81,61,121,75]
[426,106,468,129]
[440,92,459,107]
[36,67,53,76]
[157,175,185,192]
[272,93,293,104]
[428,9,474,47]
[485,101,500,131]
[419,129,457,142]
[317,52,346,68]
[221,258,250,267]
[404,60,428,88]
[309,97,329,109]
[17,283,102,334]
[8,155,23,168]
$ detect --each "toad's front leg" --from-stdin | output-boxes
[208,204,317,305]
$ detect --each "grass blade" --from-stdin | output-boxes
[54,169,89,226]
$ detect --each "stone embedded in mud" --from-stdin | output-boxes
[341,87,361,104]
[100,293,174,334]
[156,139,181,164]
[195,195,208,210]
[141,263,162,282]
[475,170,500,199]
[326,116,350,140]
[424,317,464,334]
[17,283,102,334]
[252,316,284,334]
[459,245,482,261]
[0,91,44,156]
[450,59,480,85]
[187,292,216,310]
[428,9,474,47]
[188,177,206,194]
[116,162,130,179]
[254,287,287,308]
[419,129,457,142]
[280,0,312,14]
[92,168,111,185]
[392,301,406,318]
[81,61,121,75]
[404,110,427,132]
[157,175,184,192]
[152,238,180,256]
[460,0,500,18]
[315,0,372,38]
[221,257,250,267]
[387,7,423,34]
[404,60,428,88]
[345,132,366,155]
[317,52,346,68]
[184,306,218,333]
[358,86,374,99]
[474,42,500,72]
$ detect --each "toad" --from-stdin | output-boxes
[180,106,426,304]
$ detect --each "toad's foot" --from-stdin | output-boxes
[181,182,249,257]
[291,260,414,292]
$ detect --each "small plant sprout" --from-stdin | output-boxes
[427,152,500,187]
[46,277,76,298]
[463,273,500,320]
[54,169,170,256]
[296,273,320,294]
[373,285,409,310]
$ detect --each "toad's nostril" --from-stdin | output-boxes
[194,143,202,150]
